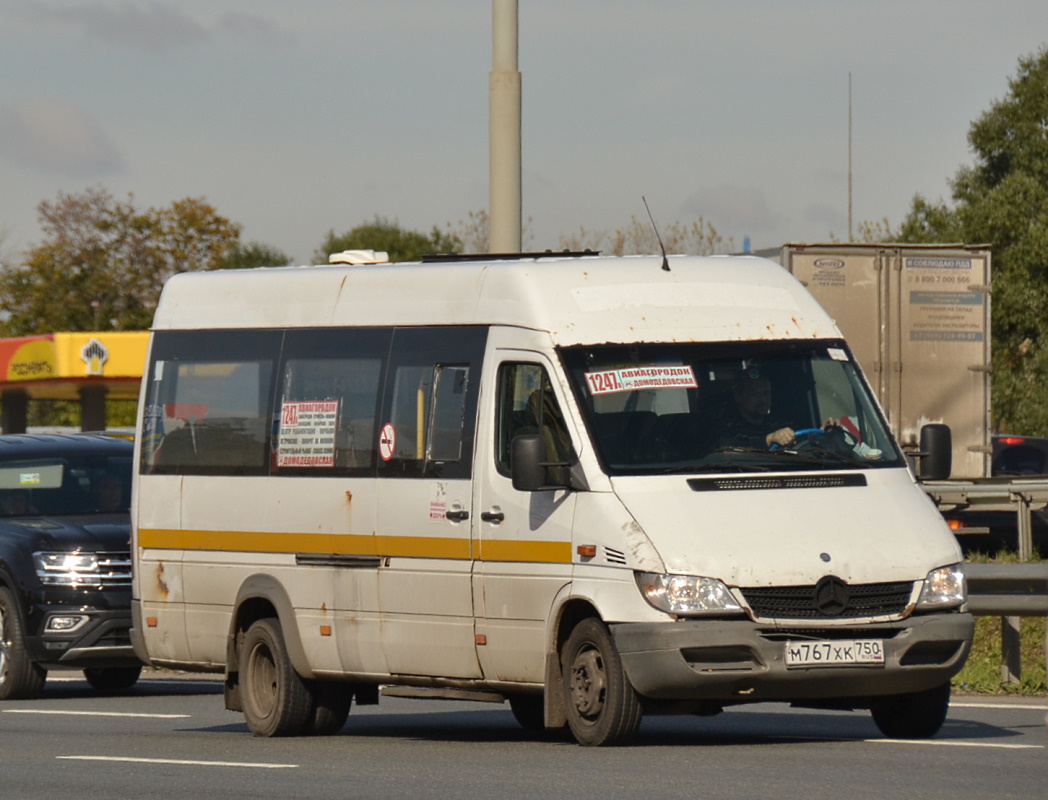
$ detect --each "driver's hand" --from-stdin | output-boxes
[765,427,796,447]
[822,417,841,429]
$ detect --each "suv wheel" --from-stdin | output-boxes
[0,587,46,700]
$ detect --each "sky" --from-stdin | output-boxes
[1,0,1047,264]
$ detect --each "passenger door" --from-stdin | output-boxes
[471,330,578,684]
[375,327,487,678]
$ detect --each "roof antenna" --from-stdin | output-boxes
[642,196,670,271]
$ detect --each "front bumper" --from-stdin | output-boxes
[612,611,974,703]
[25,589,138,671]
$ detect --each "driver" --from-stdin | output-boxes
[718,372,797,449]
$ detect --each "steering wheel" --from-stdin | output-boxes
[769,428,822,450]
[792,427,824,440]
[771,426,858,453]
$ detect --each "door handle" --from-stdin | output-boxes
[480,511,505,523]
[445,509,470,522]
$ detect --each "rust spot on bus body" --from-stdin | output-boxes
[155,561,169,598]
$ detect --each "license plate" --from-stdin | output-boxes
[784,639,884,668]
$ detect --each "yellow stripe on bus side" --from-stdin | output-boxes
[137,528,572,563]
[138,528,469,560]
[474,538,573,564]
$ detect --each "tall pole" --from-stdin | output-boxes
[490,0,522,253]
[848,72,853,243]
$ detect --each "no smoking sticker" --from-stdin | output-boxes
[379,422,396,461]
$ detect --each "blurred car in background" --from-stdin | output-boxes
[942,433,1048,557]
[0,433,141,699]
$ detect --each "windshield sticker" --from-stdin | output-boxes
[585,366,698,395]
[277,400,338,467]
[827,347,848,362]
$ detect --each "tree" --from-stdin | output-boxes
[895,197,964,244]
[217,241,294,270]
[896,49,1048,434]
[558,216,732,256]
[314,216,460,264]
[0,187,241,334]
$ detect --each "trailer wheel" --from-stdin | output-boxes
[870,681,951,739]
[84,666,142,692]
[507,693,545,732]
[0,587,46,700]
[240,617,312,737]
[561,617,642,746]
[304,681,351,736]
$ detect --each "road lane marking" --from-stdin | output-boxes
[951,702,1048,711]
[866,739,1043,750]
[4,710,189,719]
[58,756,297,769]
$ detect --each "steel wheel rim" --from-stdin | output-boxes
[247,641,278,720]
[569,646,606,721]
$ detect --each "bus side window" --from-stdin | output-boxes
[276,356,382,472]
[496,363,574,482]
[380,327,486,480]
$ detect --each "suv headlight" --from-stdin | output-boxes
[635,572,743,616]
[33,551,102,586]
[916,564,966,610]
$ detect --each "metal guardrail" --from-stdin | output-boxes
[924,478,1048,560]
[963,562,1048,685]
[965,563,1048,615]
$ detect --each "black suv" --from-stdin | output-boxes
[0,433,141,699]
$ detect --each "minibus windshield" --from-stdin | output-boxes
[560,340,904,475]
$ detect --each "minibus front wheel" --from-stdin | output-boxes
[561,617,642,746]
[240,617,313,737]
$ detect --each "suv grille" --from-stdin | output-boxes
[96,552,133,586]
[740,580,913,620]
[37,552,132,588]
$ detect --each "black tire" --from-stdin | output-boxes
[0,587,46,700]
[304,681,351,736]
[240,618,313,737]
[84,665,143,692]
[561,617,642,746]
[507,693,546,732]
[870,681,951,739]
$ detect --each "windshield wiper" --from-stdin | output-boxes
[653,462,772,474]
[715,444,866,468]
[796,445,868,468]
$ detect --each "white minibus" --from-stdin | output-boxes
[131,252,973,745]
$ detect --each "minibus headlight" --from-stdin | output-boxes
[916,564,966,610]
[635,572,743,616]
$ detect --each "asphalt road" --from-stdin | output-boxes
[0,672,1044,800]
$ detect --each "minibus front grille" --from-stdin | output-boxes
[688,474,867,492]
[740,580,913,620]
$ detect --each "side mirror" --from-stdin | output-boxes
[511,434,548,492]
[917,424,952,481]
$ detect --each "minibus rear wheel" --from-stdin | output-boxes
[870,681,951,739]
[561,617,642,746]
[240,617,313,737]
